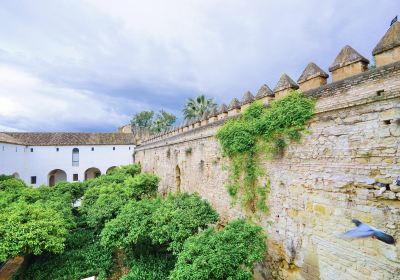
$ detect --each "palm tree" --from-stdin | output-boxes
[182,95,217,121]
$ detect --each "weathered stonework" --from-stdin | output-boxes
[135,61,400,280]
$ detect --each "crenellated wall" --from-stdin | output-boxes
[135,23,400,280]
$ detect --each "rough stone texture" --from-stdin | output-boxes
[373,21,400,56]
[274,74,299,91]
[298,63,329,92]
[329,46,369,82]
[375,47,400,68]
[136,62,400,280]
[298,63,329,83]
[257,84,275,98]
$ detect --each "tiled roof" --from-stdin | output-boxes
[0,132,135,146]
[0,133,24,145]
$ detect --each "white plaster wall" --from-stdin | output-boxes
[0,143,27,178]
[0,143,134,186]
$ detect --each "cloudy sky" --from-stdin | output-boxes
[0,0,398,132]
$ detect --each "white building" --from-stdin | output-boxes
[0,132,135,186]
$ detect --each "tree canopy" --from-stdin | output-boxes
[130,109,176,134]
[182,94,217,121]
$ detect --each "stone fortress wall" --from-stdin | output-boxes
[134,22,400,279]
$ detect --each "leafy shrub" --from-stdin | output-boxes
[124,172,160,199]
[0,201,69,262]
[23,229,114,280]
[101,198,161,249]
[121,253,175,280]
[150,193,219,255]
[0,174,19,183]
[170,219,266,280]
[101,193,219,255]
[53,181,87,200]
[216,91,314,213]
[81,183,132,229]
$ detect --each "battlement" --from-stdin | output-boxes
[138,22,400,146]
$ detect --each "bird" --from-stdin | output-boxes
[340,219,396,245]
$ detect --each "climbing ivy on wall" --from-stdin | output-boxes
[216,91,315,214]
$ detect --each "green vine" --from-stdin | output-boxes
[216,91,315,214]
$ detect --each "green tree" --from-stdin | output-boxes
[22,229,114,280]
[81,183,132,229]
[100,198,161,249]
[149,193,219,255]
[150,110,177,134]
[0,201,69,262]
[124,172,160,200]
[131,111,154,128]
[182,94,217,121]
[170,219,266,280]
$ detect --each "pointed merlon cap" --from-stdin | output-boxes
[201,110,209,121]
[273,74,299,92]
[241,91,254,105]
[209,107,218,117]
[228,98,241,110]
[218,103,228,114]
[373,21,400,55]
[255,84,274,99]
[297,62,329,83]
[329,45,369,72]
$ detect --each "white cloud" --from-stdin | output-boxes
[0,64,139,131]
[0,0,398,131]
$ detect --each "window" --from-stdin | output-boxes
[56,147,59,152]
[91,147,94,151]
[73,174,79,181]
[31,176,37,184]
[72,148,79,166]
[113,147,116,151]
[30,148,34,152]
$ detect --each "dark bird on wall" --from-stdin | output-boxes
[390,16,398,26]
[340,219,396,245]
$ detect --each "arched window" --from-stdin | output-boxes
[72,148,79,166]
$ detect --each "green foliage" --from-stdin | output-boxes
[150,110,177,134]
[124,172,160,200]
[53,181,87,200]
[101,193,219,255]
[131,110,155,128]
[131,110,177,134]
[121,252,175,280]
[100,199,161,249]
[23,229,114,280]
[182,94,217,120]
[216,91,314,214]
[81,183,132,229]
[81,169,159,229]
[0,201,68,262]
[150,193,219,255]
[185,147,192,155]
[170,219,266,280]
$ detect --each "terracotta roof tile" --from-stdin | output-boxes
[0,132,135,146]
